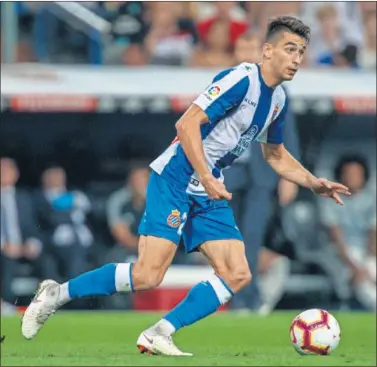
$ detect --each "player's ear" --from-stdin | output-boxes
[263,43,273,60]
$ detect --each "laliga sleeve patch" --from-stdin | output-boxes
[204,85,221,101]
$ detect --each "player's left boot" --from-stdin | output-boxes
[136,331,193,356]
[21,279,62,339]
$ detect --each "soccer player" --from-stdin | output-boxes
[21,16,351,356]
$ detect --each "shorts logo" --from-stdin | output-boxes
[207,86,221,98]
[167,209,181,228]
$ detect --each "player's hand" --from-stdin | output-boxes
[201,174,232,201]
[310,178,351,205]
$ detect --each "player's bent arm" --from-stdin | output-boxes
[261,142,317,189]
[175,104,212,180]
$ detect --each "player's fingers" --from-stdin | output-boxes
[335,188,352,196]
[332,192,344,205]
[331,182,350,192]
[220,189,232,201]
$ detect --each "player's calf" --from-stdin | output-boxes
[131,262,165,291]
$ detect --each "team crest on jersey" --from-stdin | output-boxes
[206,85,221,99]
[167,209,181,228]
[270,104,279,122]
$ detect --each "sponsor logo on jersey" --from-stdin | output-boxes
[245,98,257,107]
[231,125,259,157]
[167,209,181,228]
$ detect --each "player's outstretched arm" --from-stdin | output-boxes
[261,142,351,205]
[175,104,232,200]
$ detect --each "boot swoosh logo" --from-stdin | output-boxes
[143,333,153,344]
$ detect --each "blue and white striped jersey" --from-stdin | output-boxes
[150,62,288,196]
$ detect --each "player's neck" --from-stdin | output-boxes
[258,63,282,89]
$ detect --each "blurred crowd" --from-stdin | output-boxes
[5,1,377,70]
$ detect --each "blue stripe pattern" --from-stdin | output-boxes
[204,76,250,124]
[161,67,249,186]
[267,99,288,144]
[213,66,274,177]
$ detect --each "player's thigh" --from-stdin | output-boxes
[136,235,177,271]
[199,239,251,292]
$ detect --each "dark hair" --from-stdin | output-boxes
[334,154,370,183]
[266,15,311,44]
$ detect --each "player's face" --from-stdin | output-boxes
[270,32,307,81]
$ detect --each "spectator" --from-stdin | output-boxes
[243,2,300,39]
[234,32,262,64]
[106,162,150,264]
[307,4,360,68]
[35,166,93,281]
[320,155,376,311]
[358,10,376,70]
[1,158,53,304]
[97,1,148,65]
[143,2,198,66]
[189,19,235,68]
[197,2,248,49]
[243,2,265,33]
[197,1,247,22]
[301,1,364,46]
[103,162,149,309]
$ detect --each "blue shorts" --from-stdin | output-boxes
[138,171,243,253]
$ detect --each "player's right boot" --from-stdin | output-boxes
[21,279,62,340]
[136,332,193,356]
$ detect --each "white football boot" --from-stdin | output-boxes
[21,279,62,339]
[137,331,193,356]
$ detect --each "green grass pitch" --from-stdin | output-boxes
[1,311,376,366]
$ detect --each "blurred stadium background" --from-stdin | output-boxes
[1,1,376,318]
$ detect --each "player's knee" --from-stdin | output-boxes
[132,263,165,290]
[233,268,252,290]
[217,266,252,293]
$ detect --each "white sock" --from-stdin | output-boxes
[57,282,71,306]
[115,263,133,292]
[147,319,176,337]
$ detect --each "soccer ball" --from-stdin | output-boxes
[290,309,341,355]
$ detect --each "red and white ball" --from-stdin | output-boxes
[290,309,341,355]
